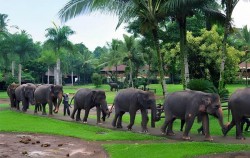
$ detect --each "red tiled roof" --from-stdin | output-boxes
[101,65,127,72]
[239,62,250,69]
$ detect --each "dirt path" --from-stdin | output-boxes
[0,133,107,158]
[197,152,250,158]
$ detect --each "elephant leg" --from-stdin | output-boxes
[161,111,173,134]
[167,118,175,136]
[183,115,195,140]
[96,106,102,124]
[112,112,120,127]
[71,108,77,120]
[236,119,245,140]
[83,109,90,123]
[34,103,38,114]
[76,109,82,121]
[48,101,53,115]
[16,101,20,111]
[180,119,185,131]
[197,125,204,135]
[117,111,125,128]
[241,118,246,132]
[127,111,136,130]
[22,99,28,112]
[202,114,213,141]
[245,118,250,131]
[223,119,235,136]
[42,103,47,115]
[141,109,149,132]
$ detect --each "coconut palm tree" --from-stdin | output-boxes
[44,22,75,85]
[59,0,168,96]
[219,0,239,89]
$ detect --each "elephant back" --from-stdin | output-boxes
[34,84,53,102]
[15,84,27,101]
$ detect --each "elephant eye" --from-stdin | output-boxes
[214,105,219,109]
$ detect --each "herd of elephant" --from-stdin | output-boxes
[7,83,250,140]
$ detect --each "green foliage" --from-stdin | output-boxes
[206,86,229,101]
[0,72,3,81]
[91,73,102,88]
[187,79,214,92]
[5,74,17,85]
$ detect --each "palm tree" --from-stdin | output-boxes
[219,0,239,89]
[165,0,224,89]
[122,34,136,87]
[0,14,8,37]
[59,0,168,96]
[44,22,75,85]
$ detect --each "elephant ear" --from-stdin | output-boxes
[199,96,212,112]
[21,86,26,101]
[49,85,55,96]
[137,91,148,109]
[91,91,97,103]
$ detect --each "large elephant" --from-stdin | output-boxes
[109,82,119,92]
[161,90,226,141]
[15,83,36,111]
[70,88,109,124]
[112,88,158,132]
[223,88,250,139]
[7,83,19,108]
[34,84,63,115]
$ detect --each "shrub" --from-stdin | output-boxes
[187,79,214,92]
[206,87,229,102]
[91,73,102,88]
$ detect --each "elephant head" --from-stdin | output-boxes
[137,91,157,128]
[7,83,19,96]
[199,93,225,129]
[92,90,110,116]
[23,83,36,105]
[50,85,63,113]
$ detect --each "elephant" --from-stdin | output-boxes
[111,88,158,132]
[109,82,119,92]
[7,83,19,108]
[161,90,226,141]
[222,88,250,139]
[14,83,36,111]
[70,88,109,124]
[34,84,63,115]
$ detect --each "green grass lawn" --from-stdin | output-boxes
[0,110,160,141]
[104,142,250,158]
[0,91,8,99]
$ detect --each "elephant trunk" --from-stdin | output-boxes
[216,107,226,129]
[151,104,157,128]
[54,92,63,113]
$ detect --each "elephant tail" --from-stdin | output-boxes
[227,102,231,122]
[69,95,75,107]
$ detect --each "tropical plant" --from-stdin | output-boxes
[44,22,75,85]
[58,0,168,96]
[91,73,102,87]
[219,0,239,89]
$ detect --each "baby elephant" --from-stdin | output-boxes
[112,88,158,132]
[70,88,109,124]
[161,90,226,141]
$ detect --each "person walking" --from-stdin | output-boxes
[63,93,71,116]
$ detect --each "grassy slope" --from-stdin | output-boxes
[104,142,250,158]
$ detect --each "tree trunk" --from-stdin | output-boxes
[129,59,133,87]
[71,71,74,86]
[152,29,167,96]
[47,66,50,84]
[178,17,189,90]
[246,62,248,87]
[18,64,21,85]
[55,59,60,85]
[11,61,15,77]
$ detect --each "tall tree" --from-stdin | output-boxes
[219,0,239,89]
[44,22,75,85]
[165,0,224,89]
[59,0,168,96]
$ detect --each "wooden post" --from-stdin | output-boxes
[56,59,60,85]
[18,64,21,85]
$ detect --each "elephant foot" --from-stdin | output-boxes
[97,122,103,125]
[204,136,213,141]
[167,131,175,136]
[42,112,47,115]
[112,122,116,128]
[76,118,81,121]
[34,112,38,115]
[117,125,123,129]
[127,128,132,131]
[141,129,148,133]
[182,136,191,141]
[83,121,88,124]
[160,129,166,135]
[236,136,246,140]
